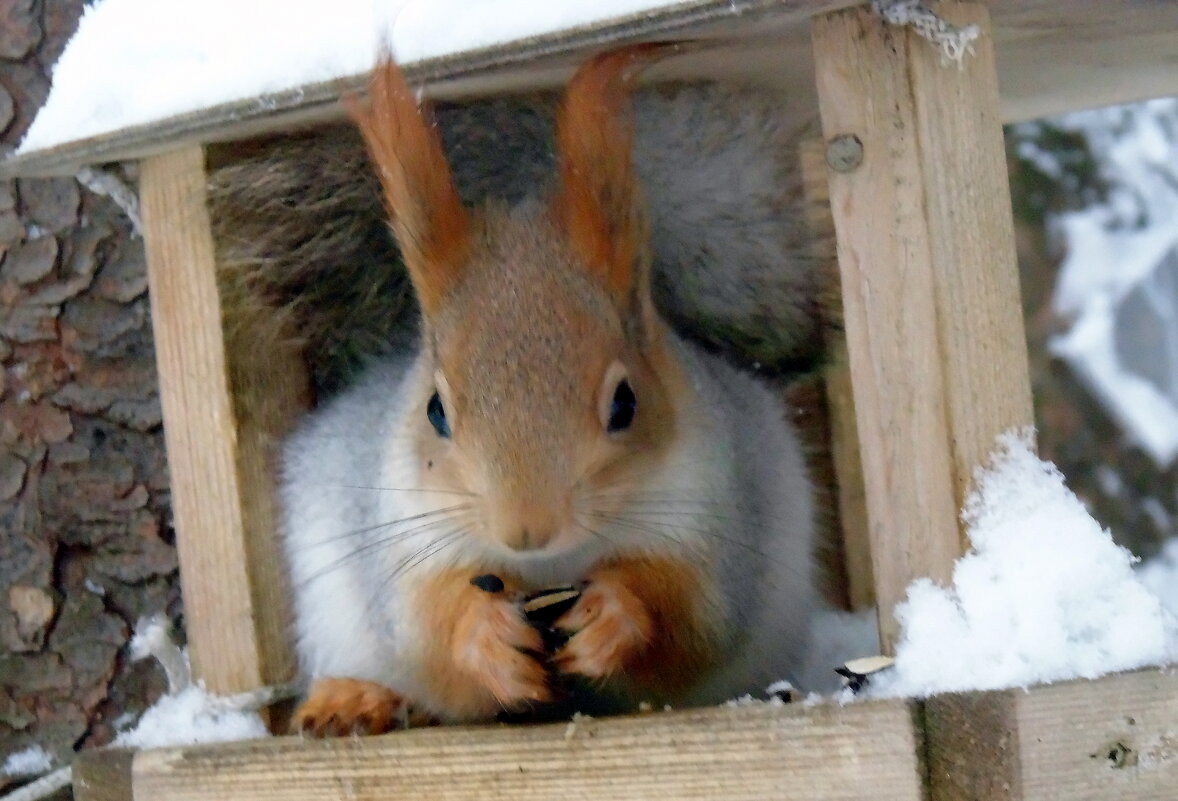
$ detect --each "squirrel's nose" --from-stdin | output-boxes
[492,499,562,552]
[505,527,550,552]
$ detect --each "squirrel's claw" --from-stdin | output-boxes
[292,677,412,737]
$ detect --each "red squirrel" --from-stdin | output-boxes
[278,45,823,734]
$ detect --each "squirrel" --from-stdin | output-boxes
[267,44,834,734]
[207,50,830,398]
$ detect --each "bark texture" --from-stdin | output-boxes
[1,1,178,787]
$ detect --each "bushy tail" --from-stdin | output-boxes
[208,78,836,397]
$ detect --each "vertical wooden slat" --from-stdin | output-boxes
[811,2,1033,648]
[74,749,135,801]
[925,669,1178,801]
[799,138,875,611]
[139,147,306,696]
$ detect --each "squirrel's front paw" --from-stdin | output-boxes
[554,572,653,680]
[293,678,410,737]
[451,592,552,709]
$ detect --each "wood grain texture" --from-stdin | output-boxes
[128,701,926,801]
[799,138,873,612]
[74,749,134,801]
[139,147,304,697]
[925,668,1178,801]
[811,2,1033,649]
[906,3,1035,508]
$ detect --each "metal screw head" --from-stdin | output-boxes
[826,134,864,172]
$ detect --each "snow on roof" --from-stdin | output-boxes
[17,0,696,154]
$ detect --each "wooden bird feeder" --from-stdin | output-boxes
[6,2,1177,799]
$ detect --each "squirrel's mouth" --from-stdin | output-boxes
[497,536,606,588]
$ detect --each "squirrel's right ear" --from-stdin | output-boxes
[351,56,469,317]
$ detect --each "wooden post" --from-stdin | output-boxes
[139,147,309,696]
[799,139,875,611]
[811,2,1033,648]
[924,669,1178,800]
[73,750,134,801]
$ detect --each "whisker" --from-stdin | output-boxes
[587,511,800,576]
[296,515,468,586]
[598,507,751,525]
[383,529,467,587]
[363,528,467,616]
[323,483,479,498]
[573,519,618,549]
[295,502,474,549]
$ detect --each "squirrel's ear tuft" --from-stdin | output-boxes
[553,44,672,302]
[350,55,469,317]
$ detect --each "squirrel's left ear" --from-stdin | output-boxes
[552,44,673,307]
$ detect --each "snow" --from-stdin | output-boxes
[1051,292,1178,465]
[1035,99,1178,467]
[1139,538,1178,620]
[19,0,694,153]
[107,612,270,749]
[1,745,52,778]
[866,431,1178,699]
[113,686,269,750]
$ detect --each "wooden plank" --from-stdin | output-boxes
[811,2,1033,649]
[74,749,134,801]
[128,701,926,801]
[798,138,873,611]
[139,146,306,697]
[925,667,1178,801]
[904,4,1035,507]
[5,0,1178,179]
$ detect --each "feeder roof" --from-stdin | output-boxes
[2,0,1177,178]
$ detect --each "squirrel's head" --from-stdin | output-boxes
[353,46,685,558]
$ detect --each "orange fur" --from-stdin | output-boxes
[293,677,415,736]
[553,43,674,301]
[350,57,470,315]
[415,570,552,720]
[555,555,722,696]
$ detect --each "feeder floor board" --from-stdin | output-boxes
[74,700,926,801]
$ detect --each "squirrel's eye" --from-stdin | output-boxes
[607,380,636,433]
[427,392,451,438]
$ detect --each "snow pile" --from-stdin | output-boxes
[19,0,689,153]
[867,431,1178,698]
[1031,99,1178,466]
[114,687,269,750]
[112,613,271,749]
[1139,538,1178,620]
[1,746,52,778]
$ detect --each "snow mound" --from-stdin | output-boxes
[868,431,1178,698]
[114,686,269,750]
[2,745,53,778]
